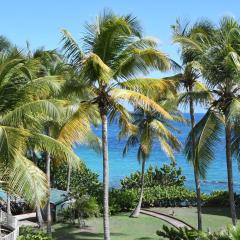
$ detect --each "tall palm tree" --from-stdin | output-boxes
[123,97,182,217]
[177,17,240,225]
[170,20,213,230]
[25,50,99,235]
[61,10,175,239]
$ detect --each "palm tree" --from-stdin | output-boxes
[170,20,213,230]
[177,17,240,225]
[26,50,100,235]
[0,44,81,215]
[123,98,182,217]
[61,10,175,239]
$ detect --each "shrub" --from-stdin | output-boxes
[204,191,240,207]
[109,188,138,214]
[61,194,100,227]
[157,225,207,240]
[52,163,102,197]
[108,186,197,213]
[120,163,185,190]
[18,227,52,240]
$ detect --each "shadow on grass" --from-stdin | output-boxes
[135,238,156,240]
[201,207,237,218]
[54,224,128,240]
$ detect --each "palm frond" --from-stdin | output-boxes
[58,103,100,148]
[111,88,173,120]
[184,110,223,178]
[1,100,61,127]
[120,78,176,97]
[30,133,82,169]
[61,29,84,66]
[1,156,48,207]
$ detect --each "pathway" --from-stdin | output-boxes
[140,209,194,230]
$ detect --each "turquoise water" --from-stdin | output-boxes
[74,113,240,194]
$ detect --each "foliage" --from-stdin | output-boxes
[204,191,240,208]
[60,192,99,227]
[18,227,53,240]
[0,43,83,207]
[108,186,196,214]
[120,163,185,190]
[107,186,240,214]
[52,163,102,197]
[157,224,240,240]
[157,225,207,240]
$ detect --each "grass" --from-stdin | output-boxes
[52,207,238,239]
[151,207,238,232]
[53,212,170,240]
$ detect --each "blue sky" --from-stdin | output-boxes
[1,0,239,112]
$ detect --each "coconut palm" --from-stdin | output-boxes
[170,20,213,230]
[24,50,99,234]
[61,10,176,239]
[177,17,240,225]
[0,44,82,215]
[122,97,182,217]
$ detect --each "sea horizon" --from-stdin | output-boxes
[74,113,240,194]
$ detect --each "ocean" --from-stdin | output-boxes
[74,113,240,194]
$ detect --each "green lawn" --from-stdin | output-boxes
[52,207,237,239]
[151,207,238,232]
[53,212,169,240]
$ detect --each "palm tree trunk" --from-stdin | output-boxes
[130,159,145,218]
[101,110,110,240]
[67,165,72,193]
[36,205,44,228]
[6,193,11,215]
[46,151,52,235]
[189,87,202,230]
[44,126,52,235]
[225,121,237,225]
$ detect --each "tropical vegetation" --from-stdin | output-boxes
[0,9,240,240]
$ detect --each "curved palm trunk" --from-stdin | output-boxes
[101,111,110,240]
[66,165,72,193]
[130,159,145,218]
[225,122,237,225]
[46,152,52,235]
[189,87,202,230]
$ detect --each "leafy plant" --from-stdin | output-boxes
[157,225,207,240]
[18,227,53,240]
[157,224,240,240]
[120,163,185,190]
[52,163,102,197]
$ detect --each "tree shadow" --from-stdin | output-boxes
[135,238,156,240]
[201,207,240,218]
[54,224,128,240]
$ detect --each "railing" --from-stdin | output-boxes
[0,211,19,240]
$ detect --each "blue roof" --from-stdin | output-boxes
[50,189,68,205]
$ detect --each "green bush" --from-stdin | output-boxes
[109,188,138,214]
[52,163,102,197]
[60,194,100,226]
[18,227,52,240]
[108,186,197,213]
[157,225,207,240]
[203,191,240,207]
[121,163,185,190]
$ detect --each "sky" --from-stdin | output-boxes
[1,0,239,112]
